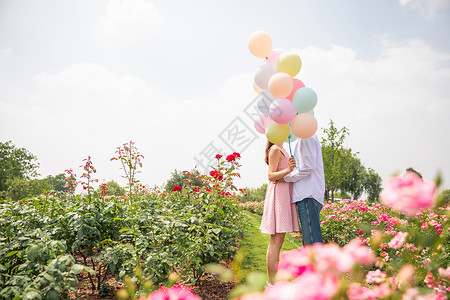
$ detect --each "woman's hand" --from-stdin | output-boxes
[288,157,296,171]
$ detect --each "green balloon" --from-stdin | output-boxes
[293,87,317,113]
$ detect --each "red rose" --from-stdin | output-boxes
[172,185,182,192]
[226,154,235,162]
[209,170,223,181]
[226,152,241,162]
[215,154,222,159]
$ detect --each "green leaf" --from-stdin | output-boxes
[43,273,54,283]
[5,250,19,257]
[23,291,42,300]
[27,245,40,261]
[45,289,59,300]
[70,264,85,275]
[71,264,95,275]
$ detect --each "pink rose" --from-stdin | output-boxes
[147,285,201,300]
[380,172,436,216]
[388,232,408,249]
[366,269,387,284]
[263,281,300,300]
[277,248,314,280]
[438,267,450,279]
[347,283,376,300]
[402,288,419,299]
[372,283,392,298]
[265,272,339,300]
[343,239,375,266]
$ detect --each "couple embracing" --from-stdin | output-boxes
[260,134,326,284]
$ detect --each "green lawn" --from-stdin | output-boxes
[239,210,301,273]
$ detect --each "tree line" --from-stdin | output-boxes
[3,125,446,203]
[0,141,124,200]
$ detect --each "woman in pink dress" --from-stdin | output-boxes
[260,140,300,284]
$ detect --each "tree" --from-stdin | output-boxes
[365,168,382,202]
[339,149,367,200]
[43,173,67,192]
[0,141,39,194]
[164,169,204,192]
[97,180,126,196]
[321,120,382,201]
[321,120,349,201]
[3,178,48,201]
[241,184,267,202]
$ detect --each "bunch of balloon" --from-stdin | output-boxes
[249,31,319,153]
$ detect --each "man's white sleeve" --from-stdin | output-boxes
[284,138,317,182]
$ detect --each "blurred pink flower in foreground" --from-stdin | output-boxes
[264,272,339,300]
[144,285,201,300]
[438,267,450,279]
[277,239,374,281]
[380,171,436,216]
[347,282,377,300]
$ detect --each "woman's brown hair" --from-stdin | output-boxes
[265,140,274,165]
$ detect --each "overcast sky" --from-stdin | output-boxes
[1,0,449,193]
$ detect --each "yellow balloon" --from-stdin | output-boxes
[248,31,272,59]
[265,122,290,144]
[277,52,302,77]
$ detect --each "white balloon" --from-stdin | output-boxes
[254,64,276,90]
[256,90,276,115]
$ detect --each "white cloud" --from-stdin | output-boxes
[294,37,450,187]
[399,0,450,18]
[0,47,12,70]
[95,0,163,42]
[0,62,255,189]
[0,47,12,57]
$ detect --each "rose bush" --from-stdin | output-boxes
[0,146,244,299]
[234,172,449,299]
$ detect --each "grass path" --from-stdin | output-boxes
[239,210,301,273]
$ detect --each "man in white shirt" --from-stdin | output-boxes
[284,134,325,245]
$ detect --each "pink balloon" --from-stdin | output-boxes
[269,98,296,124]
[287,78,306,101]
[266,48,284,69]
[291,113,318,138]
[254,115,272,134]
[268,73,293,99]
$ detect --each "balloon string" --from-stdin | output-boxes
[288,122,293,157]
[288,136,293,157]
